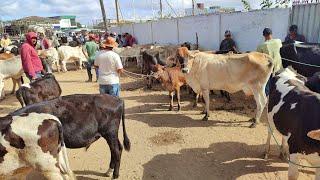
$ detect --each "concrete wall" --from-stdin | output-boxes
[109,8,291,51]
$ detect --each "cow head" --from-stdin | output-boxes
[176,47,196,74]
[151,64,164,79]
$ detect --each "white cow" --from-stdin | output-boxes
[38,47,60,72]
[0,56,24,99]
[177,47,274,128]
[0,113,75,180]
[58,45,87,72]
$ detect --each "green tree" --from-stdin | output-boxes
[260,0,273,9]
[241,0,252,11]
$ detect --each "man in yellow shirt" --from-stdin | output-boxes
[0,33,12,49]
[257,28,283,96]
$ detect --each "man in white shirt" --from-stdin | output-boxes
[94,37,123,97]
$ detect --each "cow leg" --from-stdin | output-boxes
[288,154,300,180]
[169,91,174,111]
[315,168,320,180]
[249,88,266,128]
[202,90,210,121]
[43,171,64,180]
[193,93,199,108]
[280,136,289,161]
[264,128,272,159]
[61,61,67,72]
[104,132,121,179]
[11,78,17,94]
[177,88,181,111]
[0,78,5,100]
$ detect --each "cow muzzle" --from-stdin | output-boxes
[182,68,190,74]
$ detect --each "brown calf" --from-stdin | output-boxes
[153,64,186,111]
[0,53,15,60]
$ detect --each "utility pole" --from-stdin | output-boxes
[192,0,195,16]
[160,0,163,18]
[115,0,120,24]
[98,0,108,30]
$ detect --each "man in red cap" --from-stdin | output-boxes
[20,32,44,81]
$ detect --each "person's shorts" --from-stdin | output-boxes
[99,84,120,97]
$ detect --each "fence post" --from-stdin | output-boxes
[176,18,180,44]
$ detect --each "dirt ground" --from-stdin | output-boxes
[0,69,315,180]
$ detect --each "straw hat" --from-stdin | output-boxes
[101,37,118,48]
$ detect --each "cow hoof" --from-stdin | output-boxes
[248,118,256,123]
[201,110,206,114]
[279,152,288,161]
[202,116,208,121]
[112,174,119,179]
[168,107,173,111]
[263,153,269,160]
[192,103,197,108]
[249,122,257,128]
[105,168,114,177]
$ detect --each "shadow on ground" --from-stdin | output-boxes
[142,141,314,180]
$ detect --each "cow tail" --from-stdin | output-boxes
[15,88,25,107]
[122,100,131,151]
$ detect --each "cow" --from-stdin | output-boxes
[0,56,24,99]
[57,45,87,72]
[38,48,60,72]
[16,74,62,107]
[281,43,320,77]
[305,72,320,93]
[10,94,131,179]
[113,46,143,68]
[152,64,187,111]
[0,45,19,56]
[265,67,320,180]
[0,53,15,60]
[0,112,75,180]
[176,47,273,128]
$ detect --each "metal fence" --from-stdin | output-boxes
[291,3,320,43]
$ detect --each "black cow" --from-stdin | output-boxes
[265,68,320,179]
[305,72,320,93]
[16,74,62,107]
[281,43,320,77]
[10,94,131,179]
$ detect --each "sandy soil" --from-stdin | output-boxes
[0,69,315,180]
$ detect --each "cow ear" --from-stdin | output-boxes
[307,130,320,141]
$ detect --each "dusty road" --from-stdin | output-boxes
[0,69,315,180]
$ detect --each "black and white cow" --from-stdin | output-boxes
[10,94,131,179]
[0,113,75,179]
[306,72,320,93]
[265,68,320,180]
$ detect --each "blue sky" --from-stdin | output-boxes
[0,0,264,24]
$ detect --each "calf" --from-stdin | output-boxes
[0,56,23,99]
[16,74,62,107]
[0,113,74,180]
[265,68,320,180]
[153,64,186,111]
[10,94,131,179]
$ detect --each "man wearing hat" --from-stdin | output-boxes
[94,37,123,97]
[219,30,238,53]
[285,25,306,43]
[84,34,99,82]
[257,27,283,96]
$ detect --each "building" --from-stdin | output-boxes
[49,15,77,30]
[185,3,235,16]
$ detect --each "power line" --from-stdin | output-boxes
[165,0,178,17]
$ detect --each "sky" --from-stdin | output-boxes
[0,0,264,25]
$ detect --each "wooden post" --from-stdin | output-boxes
[192,0,195,16]
[115,0,120,24]
[99,0,108,30]
[160,0,163,18]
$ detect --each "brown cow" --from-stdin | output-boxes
[152,64,187,111]
[0,53,15,60]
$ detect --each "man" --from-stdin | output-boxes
[94,37,123,97]
[219,30,237,53]
[38,32,50,50]
[285,25,306,43]
[257,28,283,96]
[20,32,44,81]
[0,33,12,49]
[84,35,99,82]
[125,33,137,47]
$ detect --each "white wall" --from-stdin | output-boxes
[109,8,291,51]
[178,14,220,50]
[221,8,290,51]
[152,19,179,45]
[133,22,152,44]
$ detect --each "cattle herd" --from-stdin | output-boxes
[0,42,320,180]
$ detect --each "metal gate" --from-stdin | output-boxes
[291,2,320,43]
